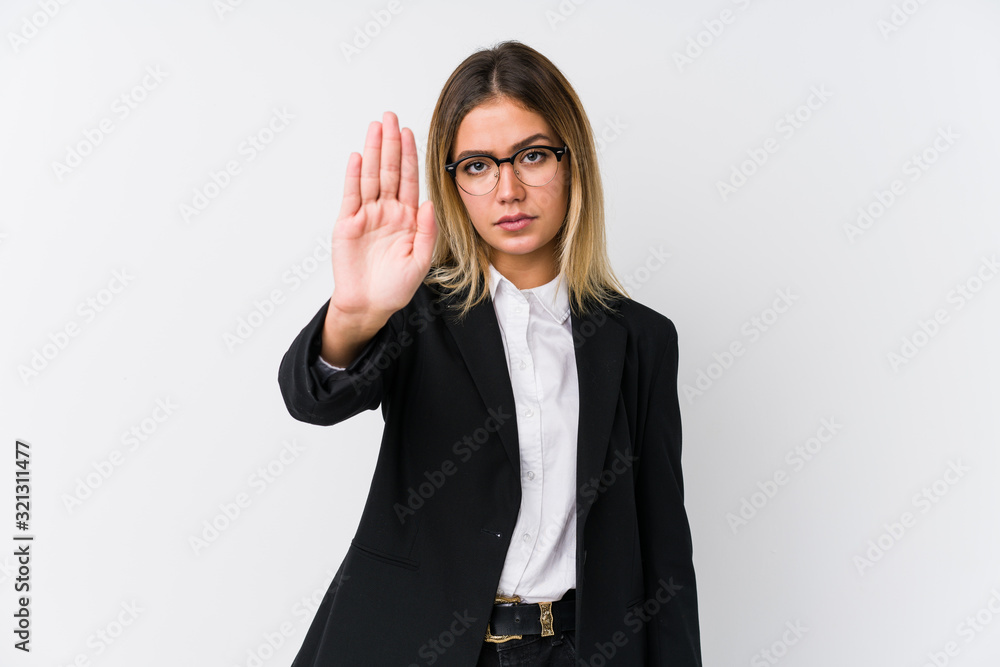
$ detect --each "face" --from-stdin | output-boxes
[450,98,570,283]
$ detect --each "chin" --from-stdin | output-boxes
[493,236,544,252]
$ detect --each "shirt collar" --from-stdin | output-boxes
[487,262,570,324]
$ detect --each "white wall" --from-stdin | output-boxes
[2,0,998,665]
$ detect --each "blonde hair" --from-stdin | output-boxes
[425,40,629,320]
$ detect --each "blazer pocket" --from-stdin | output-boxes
[349,539,420,571]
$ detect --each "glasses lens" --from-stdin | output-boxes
[455,148,559,196]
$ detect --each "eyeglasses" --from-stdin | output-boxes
[445,145,569,196]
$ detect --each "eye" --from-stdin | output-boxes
[520,150,547,165]
[463,159,490,175]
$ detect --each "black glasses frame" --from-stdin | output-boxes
[445,145,569,196]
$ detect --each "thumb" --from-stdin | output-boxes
[413,200,437,270]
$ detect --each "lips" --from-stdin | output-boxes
[495,216,534,232]
[495,214,535,225]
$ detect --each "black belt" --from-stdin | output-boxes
[484,590,576,643]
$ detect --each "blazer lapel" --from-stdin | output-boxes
[570,303,627,530]
[440,289,523,476]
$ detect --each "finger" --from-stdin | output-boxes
[338,152,362,221]
[398,127,419,210]
[360,120,382,203]
[379,111,402,200]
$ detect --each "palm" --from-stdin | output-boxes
[330,112,437,318]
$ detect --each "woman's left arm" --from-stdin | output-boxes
[634,321,703,665]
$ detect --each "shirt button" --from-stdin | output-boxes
[519,360,527,370]
[524,408,533,417]
[526,471,534,480]
[523,533,531,542]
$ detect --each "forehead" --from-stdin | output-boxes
[453,99,556,154]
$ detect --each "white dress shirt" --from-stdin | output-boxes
[314,262,579,604]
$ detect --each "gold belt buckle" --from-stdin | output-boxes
[484,593,522,643]
[538,601,554,637]
[483,594,557,643]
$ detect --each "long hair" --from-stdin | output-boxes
[425,40,629,320]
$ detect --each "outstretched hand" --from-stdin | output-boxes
[329,111,437,319]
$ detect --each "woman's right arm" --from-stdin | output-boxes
[276,110,437,426]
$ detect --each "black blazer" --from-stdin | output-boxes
[277,279,702,666]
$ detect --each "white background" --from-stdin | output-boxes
[2,1,999,665]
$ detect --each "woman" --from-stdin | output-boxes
[278,40,702,666]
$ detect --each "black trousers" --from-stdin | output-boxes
[475,628,577,667]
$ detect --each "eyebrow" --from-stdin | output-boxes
[454,133,553,161]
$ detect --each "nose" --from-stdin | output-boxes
[495,161,525,200]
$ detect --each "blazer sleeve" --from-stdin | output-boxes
[277,297,403,426]
[635,321,703,665]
